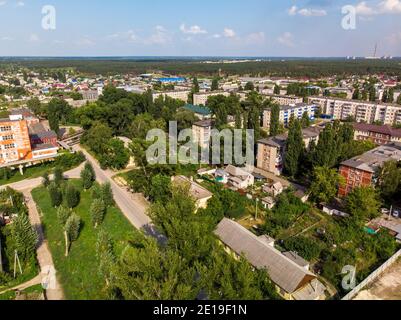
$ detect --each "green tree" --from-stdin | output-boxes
[388,88,394,103]
[352,88,361,100]
[369,86,376,102]
[397,93,401,105]
[81,166,94,190]
[346,187,381,224]
[64,214,81,257]
[112,235,199,300]
[149,174,172,203]
[49,183,62,207]
[301,111,311,128]
[53,167,64,186]
[244,82,254,91]
[81,122,113,155]
[310,167,345,204]
[284,119,304,177]
[65,184,80,209]
[269,104,280,136]
[57,206,71,226]
[27,97,42,116]
[192,77,200,93]
[101,183,114,207]
[273,85,281,95]
[378,160,401,201]
[211,78,219,91]
[100,138,130,170]
[90,199,106,228]
[42,172,50,188]
[96,230,116,287]
[11,213,38,261]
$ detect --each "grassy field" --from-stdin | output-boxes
[0,284,44,300]
[0,162,58,186]
[32,179,138,300]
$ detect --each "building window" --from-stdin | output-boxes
[0,126,12,132]
[2,134,13,141]
[4,143,15,150]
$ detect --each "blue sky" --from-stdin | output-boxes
[0,0,400,56]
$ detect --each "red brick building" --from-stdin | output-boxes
[353,123,401,146]
[339,142,401,197]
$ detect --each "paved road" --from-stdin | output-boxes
[71,145,164,241]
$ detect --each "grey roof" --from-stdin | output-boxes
[341,142,401,173]
[283,251,310,268]
[214,218,316,294]
[194,119,213,128]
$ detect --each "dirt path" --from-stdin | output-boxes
[0,275,41,296]
[354,259,401,300]
[23,190,65,300]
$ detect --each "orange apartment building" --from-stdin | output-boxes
[0,117,59,167]
[0,119,32,165]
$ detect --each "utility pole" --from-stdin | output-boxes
[13,250,22,278]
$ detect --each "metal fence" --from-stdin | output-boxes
[342,249,401,300]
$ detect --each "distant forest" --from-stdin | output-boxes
[1,58,401,78]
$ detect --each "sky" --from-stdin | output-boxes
[0,0,400,57]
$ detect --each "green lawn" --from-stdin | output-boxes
[32,179,138,300]
[0,151,84,186]
[0,162,58,186]
[0,284,44,300]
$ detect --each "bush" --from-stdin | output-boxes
[282,236,323,261]
[49,183,62,207]
[65,184,80,209]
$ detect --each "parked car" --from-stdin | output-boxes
[393,210,400,218]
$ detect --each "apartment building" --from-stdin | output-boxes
[265,94,304,106]
[339,142,401,196]
[308,96,401,125]
[353,123,401,145]
[263,103,317,131]
[152,90,191,103]
[192,119,213,149]
[257,126,322,175]
[0,119,32,165]
[193,91,230,105]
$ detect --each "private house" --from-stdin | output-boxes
[263,181,284,197]
[339,142,401,196]
[261,196,276,210]
[216,165,255,190]
[214,218,327,300]
[172,176,213,210]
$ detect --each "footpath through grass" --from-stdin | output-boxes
[31,179,138,300]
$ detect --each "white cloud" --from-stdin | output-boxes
[16,1,24,7]
[223,28,236,38]
[245,32,266,44]
[145,25,171,45]
[76,37,95,46]
[1,36,13,41]
[288,5,327,16]
[212,34,221,39]
[0,1,7,6]
[180,24,207,35]
[288,5,298,16]
[277,32,295,47]
[107,30,138,42]
[386,31,401,45]
[29,33,40,42]
[355,0,401,15]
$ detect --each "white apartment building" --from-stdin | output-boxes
[308,96,401,125]
[192,120,213,149]
[193,91,230,105]
[152,90,191,103]
[265,94,304,106]
[263,103,318,130]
